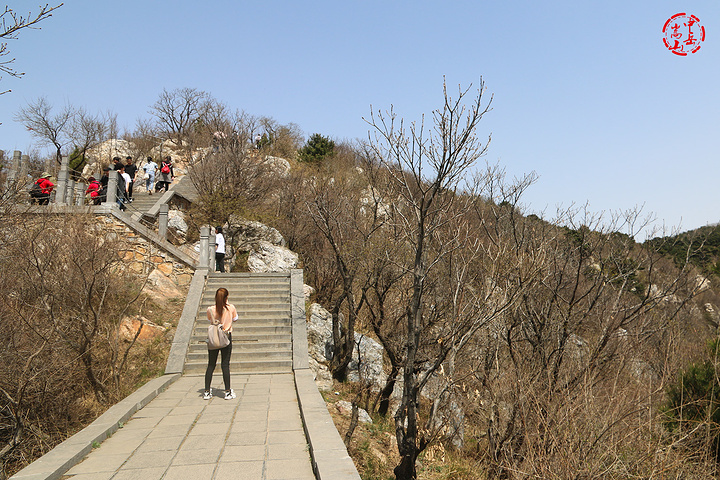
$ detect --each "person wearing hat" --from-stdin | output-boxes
[30,172,54,205]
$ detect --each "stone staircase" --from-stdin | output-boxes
[123,188,161,217]
[183,273,293,375]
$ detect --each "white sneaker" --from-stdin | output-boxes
[224,389,236,400]
[203,390,212,400]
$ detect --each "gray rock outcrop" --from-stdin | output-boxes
[247,241,298,272]
[306,303,386,390]
[230,219,285,250]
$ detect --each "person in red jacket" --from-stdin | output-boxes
[30,172,54,205]
[85,176,101,205]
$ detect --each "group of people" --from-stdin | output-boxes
[30,155,176,208]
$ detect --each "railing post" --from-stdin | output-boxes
[20,154,29,182]
[199,226,210,270]
[75,181,85,206]
[55,155,69,204]
[103,170,118,207]
[158,204,169,239]
[209,230,216,272]
[67,178,75,206]
[7,150,21,184]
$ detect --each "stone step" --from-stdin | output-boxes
[186,349,291,363]
[206,278,289,284]
[199,302,290,311]
[192,325,290,337]
[183,358,292,375]
[207,275,289,282]
[184,272,294,375]
[190,332,291,343]
[192,324,291,336]
[187,341,291,353]
[207,272,290,278]
[203,285,289,293]
[197,311,290,318]
[200,293,289,301]
[195,308,290,323]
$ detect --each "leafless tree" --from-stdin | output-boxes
[456,198,704,477]
[0,3,62,94]
[68,107,111,176]
[256,117,304,158]
[188,147,274,227]
[366,79,494,480]
[304,155,390,380]
[123,117,160,165]
[149,87,211,153]
[0,213,159,477]
[14,97,74,165]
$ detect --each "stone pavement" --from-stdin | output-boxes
[61,374,315,480]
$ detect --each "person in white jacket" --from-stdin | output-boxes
[215,226,226,273]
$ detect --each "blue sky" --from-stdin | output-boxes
[1,1,718,233]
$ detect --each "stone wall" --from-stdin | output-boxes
[98,216,194,287]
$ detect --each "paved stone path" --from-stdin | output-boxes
[61,374,315,480]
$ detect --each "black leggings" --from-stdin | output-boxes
[205,333,232,391]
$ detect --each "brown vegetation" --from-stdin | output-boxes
[7,80,720,479]
[0,197,184,477]
[174,80,720,478]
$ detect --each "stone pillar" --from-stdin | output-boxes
[19,155,29,182]
[104,170,118,206]
[158,204,169,239]
[291,269,310,370]
[75,181,86,206]
[55,155,70,204]
[209,230,216,272]
[199,226,210,270]
[67,178,75,206]
[7,150,21,184]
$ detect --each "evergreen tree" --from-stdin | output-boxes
[298,133,335,164]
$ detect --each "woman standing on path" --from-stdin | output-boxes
[204,287,237,400]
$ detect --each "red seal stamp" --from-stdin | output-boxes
[663,13,705,56]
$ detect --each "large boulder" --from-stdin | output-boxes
[309,357,334,392]
[168,209,188,237]
[347,333,386,385]
[119,316,166,342]
[264,156,291,177]
[307,303,386,389]
[307,303,335,362]
[334,400,373,424]
[144,268,183,299]
[247,241,298,272]
[87,139,136,163]
[229,219,285,250]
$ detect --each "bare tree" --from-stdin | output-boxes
[457,198,703,477]
[0,3,62,94]
[149,87,211,153]
[68,107,111,176]
[366,80,493,480]
[123,117,159,165]
[14,97,74,165]
[0,213,163,477]
[304,155,390,381]
[188,147,274,227]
